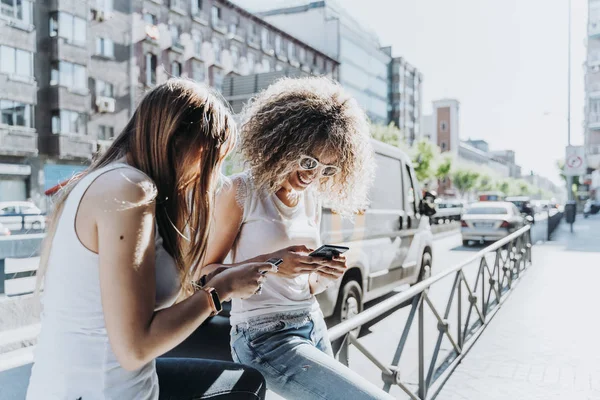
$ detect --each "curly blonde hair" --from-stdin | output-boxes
[239,76,374,216]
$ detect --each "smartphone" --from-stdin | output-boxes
[309,245,349,260]
[261,258,283,274]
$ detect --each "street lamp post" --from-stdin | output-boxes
[567,0,574,202]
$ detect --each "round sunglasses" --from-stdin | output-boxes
[298,155,340,177]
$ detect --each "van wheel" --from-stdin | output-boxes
[462,240,470,247]
[31,221,41,230]
[417,252,432,282]
[330,279,363,354]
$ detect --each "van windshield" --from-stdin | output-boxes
[466,207,508,215]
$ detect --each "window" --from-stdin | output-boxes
[0,0,33,24]
[0,100,33,128]
[441,142,447,150]
[440,121,448,131]
[261,28,269,49]
[170,0,185,10]
[247,52,255,72]
[143,12,157,25]
[53,110,87,135]
[171,61,182,77]
[298,47,306,63]
[192,61,205,81]
[57,61,86,91]
[170,25,182,48]
[287,41,295,59]
[274,35,281,53]
[145,53,157,85]
[96,37,114,58]
[0,46,32,77]
[403,164,418,215]
[95,80,114,97]
[230,45,239,66]
[261,58,269,72]
[0,205,17,214]
[191,0,203,15]
[212,70,223,91]
[229,15,239,34]
[193,32,202,56]
[211,5,221,26]
[57,12,87,45]
[98,125,114,140]
[212,38,221,63]
[370,154,403,209]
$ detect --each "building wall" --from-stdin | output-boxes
[389,57,423,144]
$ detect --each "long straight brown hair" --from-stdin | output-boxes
[36,79,236,295]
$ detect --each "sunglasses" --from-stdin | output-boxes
[298,155,340,177]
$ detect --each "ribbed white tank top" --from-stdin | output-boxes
[27,163,180,400]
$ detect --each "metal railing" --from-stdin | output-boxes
[329,226,532,400]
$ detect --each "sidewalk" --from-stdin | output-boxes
[438,215,600,400]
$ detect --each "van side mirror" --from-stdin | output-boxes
[420,191,437,217]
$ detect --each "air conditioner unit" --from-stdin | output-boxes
[96,96,116,113]
[93,9,105,21]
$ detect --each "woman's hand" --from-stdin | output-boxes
[267,245,327,279]
[313,255,347,281]
[208,262,275,301]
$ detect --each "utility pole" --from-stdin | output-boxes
[567,0,574,202]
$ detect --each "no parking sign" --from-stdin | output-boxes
[564,146,586,176]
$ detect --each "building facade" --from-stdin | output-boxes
[0,0,337,209]
[388,56,422,145]
[244,0,391,124]
[587,0,600,200]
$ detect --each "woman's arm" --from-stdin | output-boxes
[92,170,266,371]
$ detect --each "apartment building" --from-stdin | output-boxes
[388,56,423,145]
[243,0,391,124]
[587,0,600,200]
[0,0,38,202]
[0,0,337,207]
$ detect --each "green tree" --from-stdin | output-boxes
[370,122,403,148]
[434,155,453,182]
[411,139,438,183]
[477,174,495,192]
[452,168,480,198]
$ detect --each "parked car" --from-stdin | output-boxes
[0,221,10,236]
[584,199,600,218]
[317,139,437,329]
[0,201,46,231]
[431,199,464,224]
[505,196,535,223]
[461,201,527,246]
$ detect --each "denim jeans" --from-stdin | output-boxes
[156,358,266,400]
[230,311,394,400]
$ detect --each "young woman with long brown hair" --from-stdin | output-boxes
[26,79,271,400]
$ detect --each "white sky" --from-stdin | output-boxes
[238,0,588,185]
[338,0,587,185]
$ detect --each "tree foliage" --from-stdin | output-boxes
[452,169,480,197]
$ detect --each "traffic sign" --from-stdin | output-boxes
[565,146,586,176]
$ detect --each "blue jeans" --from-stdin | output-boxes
[230,311,393,400]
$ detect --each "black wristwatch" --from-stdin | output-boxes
[202,287,222,317]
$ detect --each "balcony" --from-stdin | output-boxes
[262,44,274,56]
[227,29,245,44]
[170,39,185,54]
[192,11,209,26]
[247,35,260,50]
[48,86,89,113]
[212,20,227,35]
[589,112,600,130]
[589,82,600,98]
[41,134,95,160]
[0,126,37,156]
[50,37,88,64]
[587,145,600,169]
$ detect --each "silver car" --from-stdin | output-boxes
[461,201,526,246]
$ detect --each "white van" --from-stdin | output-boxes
[316,140,436,326]
[0,201,46,231]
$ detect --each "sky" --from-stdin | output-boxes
[237,0,588,185]
[339,0,587,186]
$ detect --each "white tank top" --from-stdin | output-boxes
[229,173,321,327]
[27,163,180,400]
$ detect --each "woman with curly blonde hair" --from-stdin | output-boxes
[203,77,393,399]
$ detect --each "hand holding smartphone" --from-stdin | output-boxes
[261,257,283,274]
[308,245,349,260]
